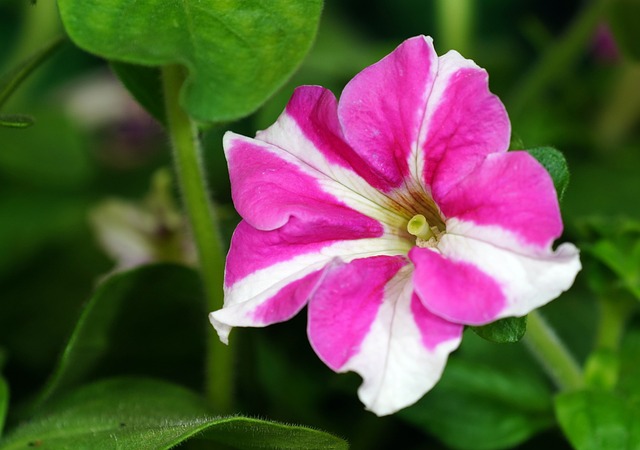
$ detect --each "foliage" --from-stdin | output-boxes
[57,0,323,123]
[0,0,639,449]
[0,377,347,450]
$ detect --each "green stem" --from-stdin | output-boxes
[594,295,635,351]
[508,0,612,117]
[0,35,65,109]
[161,64,233,413]
[3,0,61,71]
[435,0,474,55]
[524,310,584,391]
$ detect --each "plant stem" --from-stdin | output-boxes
[594,295,636,351]
[508,0,612,117]
[435,0,474,55]
[161,64,233,413]
[0,35,65,109]
[523,310,584,391]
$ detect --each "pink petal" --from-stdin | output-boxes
[435,229,581,321]
[308,257,463,415]
[338,36,438,190]
[210,266,325,344]
[410,247,507,325]
[420,51,510,198]
[437,151,562,249]
[257,86,390,192]
[215,221,409,343]
[226,218,396,287]
[225,132,385,233]
[307,256,405,370]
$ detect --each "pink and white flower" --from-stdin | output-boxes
[209,36,581,416]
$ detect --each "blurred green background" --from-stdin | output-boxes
[1,0,639,449]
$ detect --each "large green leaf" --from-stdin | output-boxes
[526,146,570,201]
[555,390,640,450]
[110,62,165,125]
[34,264,206,409]
[0,378,348,449]
[0,377,7,439]
[57,0,323,123]
[400,358,553,450]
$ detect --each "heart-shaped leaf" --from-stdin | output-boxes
[110,62,165,125]
[1,377,348,449]
[57,0,323,123]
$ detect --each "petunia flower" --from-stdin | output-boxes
[209,35,581,416]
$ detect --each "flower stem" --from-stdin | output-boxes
[435,0,474,55]
[594,294,635,351]
[523,310,584,391]
[161,64,233,413]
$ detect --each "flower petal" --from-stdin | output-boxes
[210,262,325,344]
[438,151,562,249]
[410,247,507,325]
[419,50,510,198]
[225,131,392,232]
[308,257,463,416]
[438,230,580,321]
[338,36,438,189]
[212,221,410,343]
[411,230,581,325]
[257,85,391,195]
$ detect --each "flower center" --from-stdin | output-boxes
[407,214,444,248]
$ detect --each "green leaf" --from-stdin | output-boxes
[526,146,570,201]
[471,316,527,344]
[1,378,348,450]
[0,36,65,108]
[0,114,34,128]
[33,264,207,409]
[57,0,323,123]
[110,62,165,125]
[400,358,553,450]
[0,377,8,439]
[608,0,640,61]
[555,390,640,450]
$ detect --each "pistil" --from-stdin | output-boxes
[407,214,443,248]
